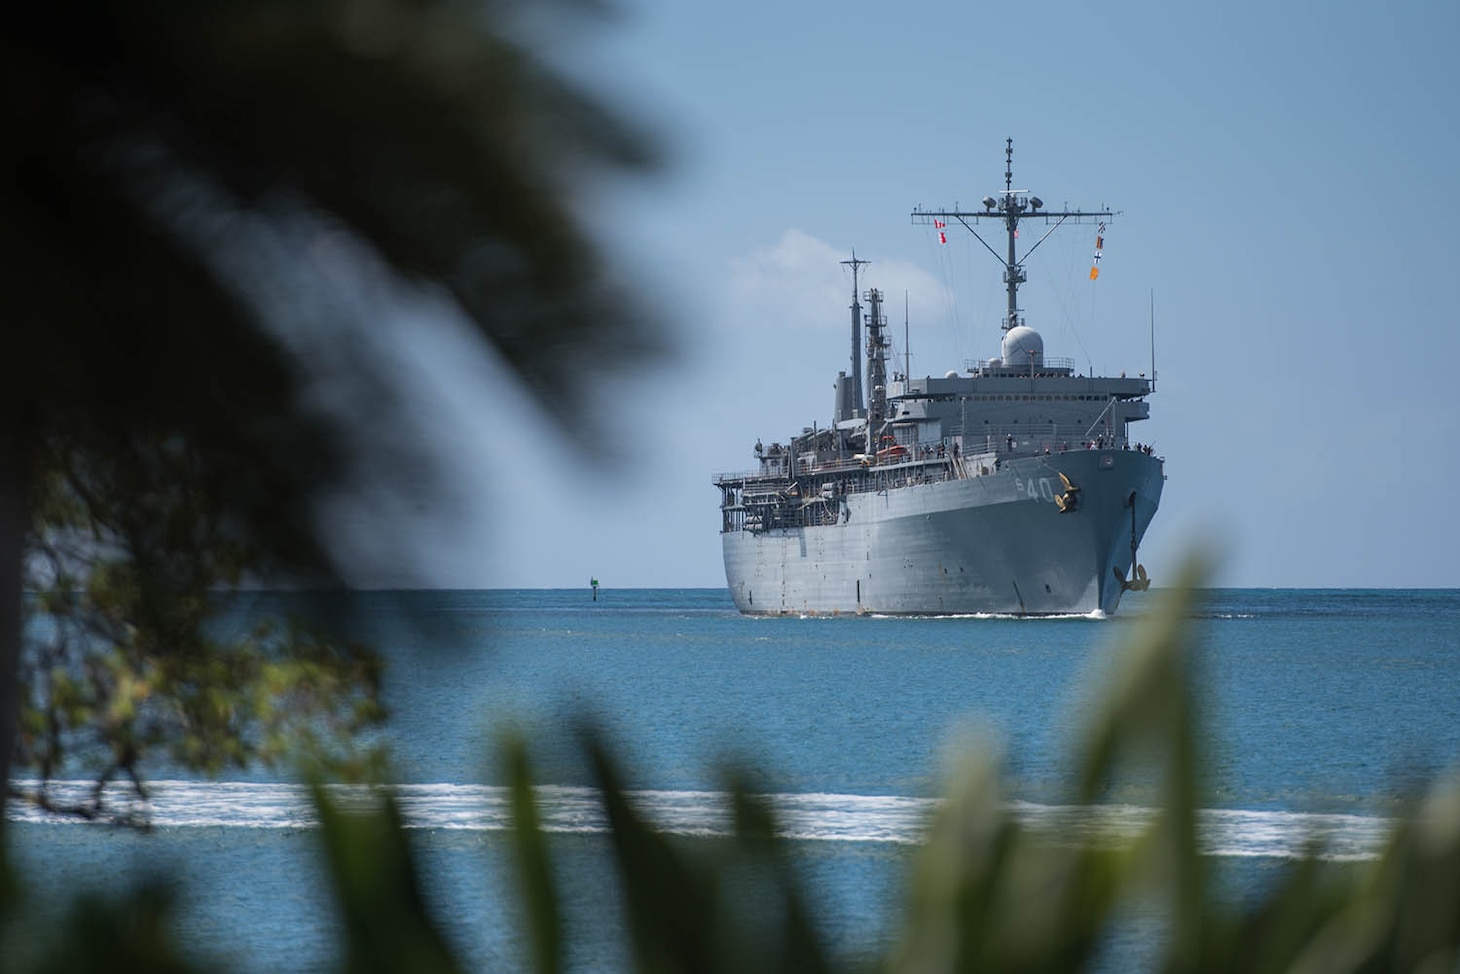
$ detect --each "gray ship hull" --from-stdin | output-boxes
[722,449,1163,616]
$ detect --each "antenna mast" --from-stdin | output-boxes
[904,290,911,381]
[1149,289,1157,392]
[841,253,869,415]
[912,138,1114,333]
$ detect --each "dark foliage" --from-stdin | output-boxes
[1,0,661,815]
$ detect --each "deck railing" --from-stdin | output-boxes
[715,421,1155,486]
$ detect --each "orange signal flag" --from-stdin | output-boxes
[1089,266,1099,280]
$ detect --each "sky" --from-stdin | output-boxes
[346,0,1460,590]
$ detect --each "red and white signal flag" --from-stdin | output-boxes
[1089,222,1106,280]
[934,218,947,245]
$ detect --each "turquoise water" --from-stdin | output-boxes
[8,588,1460,970]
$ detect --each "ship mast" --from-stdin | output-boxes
[865,286,889,436]
[912,138,1113,333]
[840,254,869,417]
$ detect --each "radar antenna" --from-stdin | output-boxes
[912,138,1115,332]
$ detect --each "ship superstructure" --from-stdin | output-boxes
[714,141,1164,615]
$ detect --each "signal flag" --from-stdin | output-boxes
[1090,222,1106,280]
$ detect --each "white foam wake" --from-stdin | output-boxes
[7,779,1395,860]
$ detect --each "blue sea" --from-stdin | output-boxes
[8,588,1460,970]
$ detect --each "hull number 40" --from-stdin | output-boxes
[1013,476,1056,503]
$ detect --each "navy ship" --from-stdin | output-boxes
[713,141,1164,615]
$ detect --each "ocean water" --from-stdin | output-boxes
[7,588,1460,970]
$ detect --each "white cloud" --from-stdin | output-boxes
[727,229,848,330]
[727,229,952,338]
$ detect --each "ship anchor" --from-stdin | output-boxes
[1115,490,1151,592]
[1054,472,1080,513]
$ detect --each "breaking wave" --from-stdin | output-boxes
[9,779,1394,860]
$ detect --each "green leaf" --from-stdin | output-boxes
[311,782,462,974]
[504,732,564,974]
